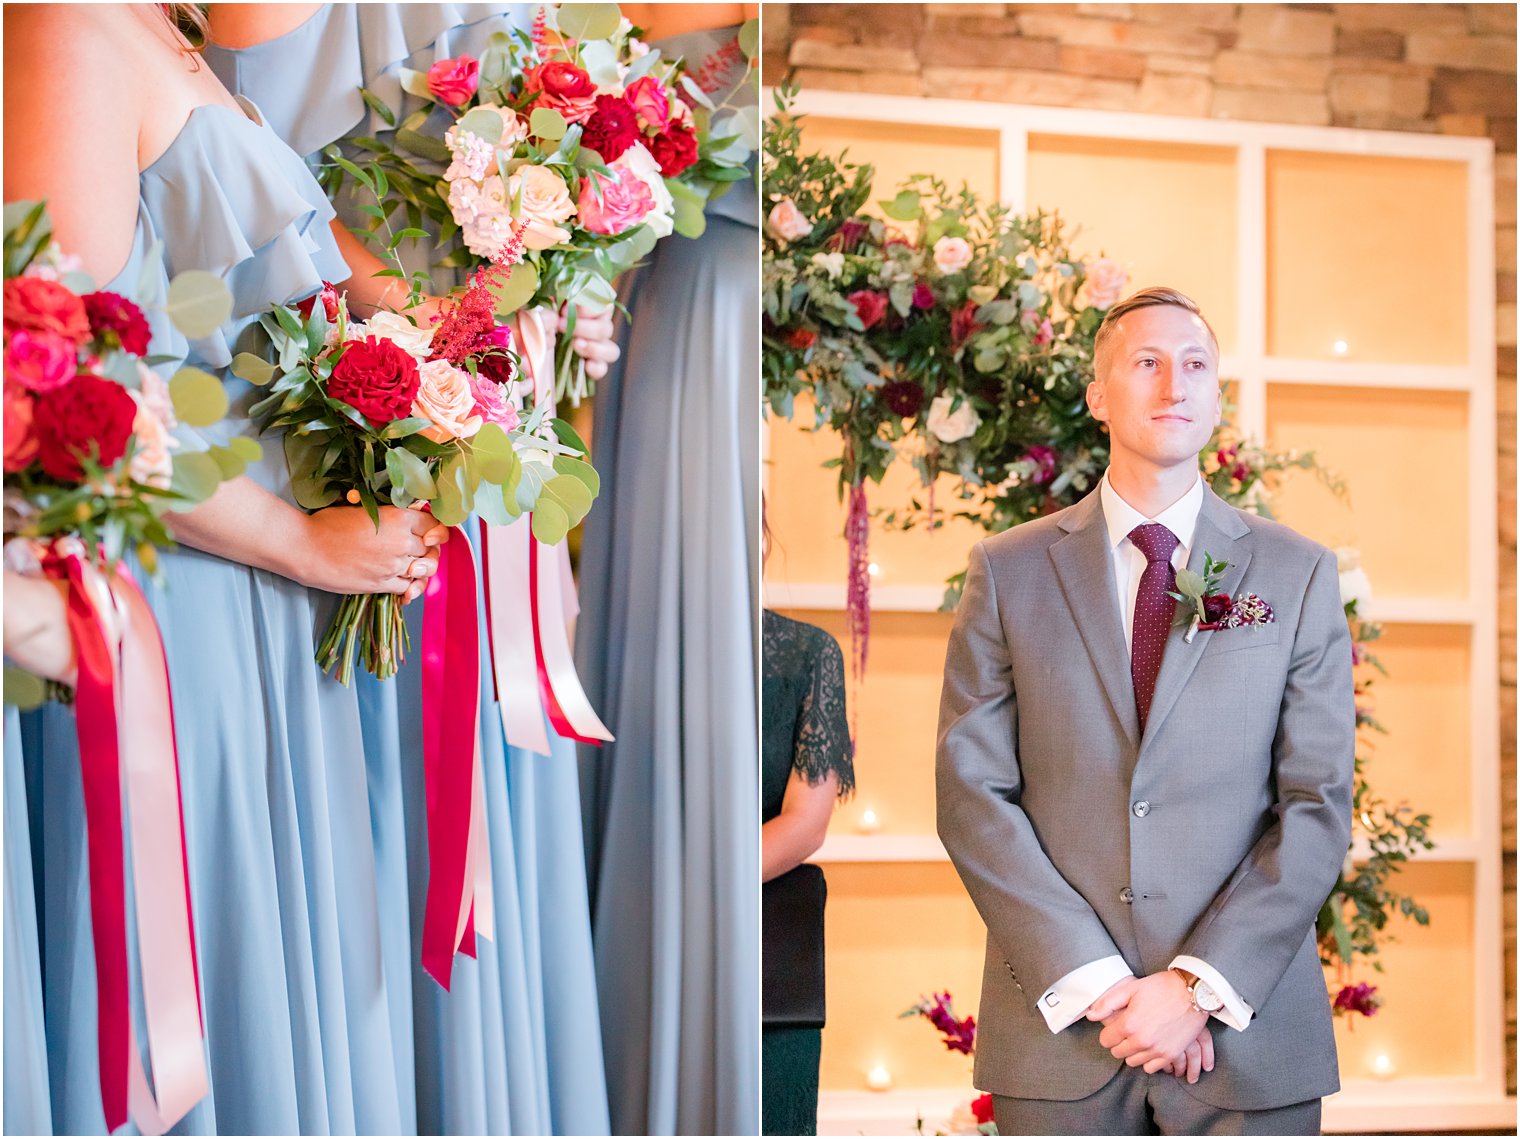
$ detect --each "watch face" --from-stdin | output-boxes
[1194,980,1224,1013]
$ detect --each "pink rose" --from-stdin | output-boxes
[847,290,888,330]
[577,167,656,236]
[3,381,38,472]
[1083,257,1129,310]
[470,372,520,430]
[932,236,973,274]
[624,76,670,132]
[765,198,812,244]
[427,55,480,106]
[529,61,598,125]
[5,329,77,392]
[413,358,483,443]
[911,282,936,310]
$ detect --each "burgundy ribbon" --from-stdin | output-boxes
[419,526,481,989]
[46,549,129,1132]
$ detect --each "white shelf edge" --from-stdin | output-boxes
[816,1085,1516,1136]
[812,833,1482,865]
[1263,358,1478,391]
[768,582,1477,626]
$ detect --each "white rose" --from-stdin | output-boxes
[507,164,577,250]
[128,368,177,489]
[615,144,674,239]
[352,311,434,361]
[932,235,973,274]
[413,359,483,443]
[925,393,981,444]
[810,251,844,279]
[1083,256,1129,310]
[765,198,812,243]
[1336,558,1373,613]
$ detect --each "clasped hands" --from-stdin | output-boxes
[1084,971,1215,1085]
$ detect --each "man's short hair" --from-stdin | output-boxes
[1092,286,1220,381]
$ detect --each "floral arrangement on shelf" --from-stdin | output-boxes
[326,2,759,403]
[237,235,599,684]
[901,992,996,1137]
[3,199,247,705]
[1318,548,1433,1021]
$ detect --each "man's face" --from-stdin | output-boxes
[1087,304,1222,475]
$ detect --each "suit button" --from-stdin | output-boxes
[1120,886,1135,904]
[1132,800,1150,818]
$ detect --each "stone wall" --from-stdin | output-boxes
[762,1,1518,1091]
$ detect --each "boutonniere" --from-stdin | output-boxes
[1167,552,1276,644]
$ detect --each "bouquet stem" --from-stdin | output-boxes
[554,338,591,407]
[317,592,411,685]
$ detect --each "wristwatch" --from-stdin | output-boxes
[1172,968,1225,1015]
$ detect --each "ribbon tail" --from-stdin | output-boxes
[419,528,481,990]
[484,517,552,756]
[57,555,130,1132]
[112,574,208,1130]
[469,732,495,942]
[530,532,613,746]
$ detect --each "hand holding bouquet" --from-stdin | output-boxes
[329,2,758,403]
[240,235,600,685]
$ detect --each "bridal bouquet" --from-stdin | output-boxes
[329,2,758,402]
[240,240,599,684]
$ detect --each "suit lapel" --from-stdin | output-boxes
[1048,490,1140,750]
[1139,488,1253,752]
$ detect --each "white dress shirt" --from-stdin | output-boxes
[1035,472,1254,1035]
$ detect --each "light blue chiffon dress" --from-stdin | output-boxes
[573,27,761,1137]
[206,8,610,1134]
[14,97,408,1135]
[5,704,50,1135]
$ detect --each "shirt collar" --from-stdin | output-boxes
[1099,470,1205,554]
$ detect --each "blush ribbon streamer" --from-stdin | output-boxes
[37,542,207,1134]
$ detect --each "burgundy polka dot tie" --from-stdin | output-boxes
[1129,522,1180,732]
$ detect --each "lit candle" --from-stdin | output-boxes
[866,1064,892,1091]
[858,809,880,834]
[867,562,881,577]
[1333,339,1349,356]
[1371,1053,1394,1079]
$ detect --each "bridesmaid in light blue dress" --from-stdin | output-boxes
[205,6,610,1133]
[4,4,435,1132]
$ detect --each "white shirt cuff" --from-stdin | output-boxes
[1037,955,1134,1033]
[1170,955,1254,1032]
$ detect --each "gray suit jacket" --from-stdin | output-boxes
[936,484,1354,1112]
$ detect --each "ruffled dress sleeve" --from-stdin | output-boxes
[204,3,535,161]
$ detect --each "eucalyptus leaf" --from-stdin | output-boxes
[165,271,233,338]
[540,473,593,521]
[3,666,47,710]
[679,75,715,111]
[552,454,600,498]
[529,500,570,545]
[473,480,514,526]
[168,451,225,507]
[739,17,759,58]
[471,423,518,483]
[555,2,621,40]
[1174,568,1206,598]
[397,67,435,100]
[623,47,661,83]
[529,107,567,141]
[458,107,505,146]
[169,367,230,427]
[228,436,263,462]
[231,352,278,386]
[206,444,247,480]
[433,454,467,525]
[578,40,621,87]
[480,40,513,88]
[672,194,707,239]
[487,259,540,316]
[386,446,438,500]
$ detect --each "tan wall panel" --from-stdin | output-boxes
[818,862,987,1092]
[777,608,953,836]
[1265,385,1469,600]
[797,117,1000,215]
[1359,623,1474,836]
[1026,135,1240,355]
[1326,861,1477,1079]
[1267,152,1468,365]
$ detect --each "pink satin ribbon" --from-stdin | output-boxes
[480,310,613,755]
[40,547,206,1134]
[419,525,488,988]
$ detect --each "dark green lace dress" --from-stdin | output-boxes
[762,611,855,1136]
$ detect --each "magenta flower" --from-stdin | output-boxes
[1333,982,1382,1018]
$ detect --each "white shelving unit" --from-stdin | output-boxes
[765,87,1511,1130]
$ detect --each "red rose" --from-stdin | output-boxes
[784,327,817,350]
[427,55,479,106]
[580,94,641,162]
[296,282,342,324]
[532,61,596,99]
[83,291,151,356]
[32,372,137,481]
[1202,592,1232,623]
[911,281,936,310]
[4,329,77,392]
[4,277,90,343]
[950,300,983,350]
[881,380,924,418]
[971,1094,994,1125]
[648,122,699,177]
[847,290,888,331]
[327,336,421,424]
[3,380,38,472]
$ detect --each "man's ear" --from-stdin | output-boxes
[1087,380,1108,423]
[1212,385,1223,427]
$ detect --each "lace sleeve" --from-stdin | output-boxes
[795,629,855,799]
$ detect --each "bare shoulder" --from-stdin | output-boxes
[4,5,143,282]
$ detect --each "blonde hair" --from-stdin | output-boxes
[1092,286,1219,381]
[166,4,208,52]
